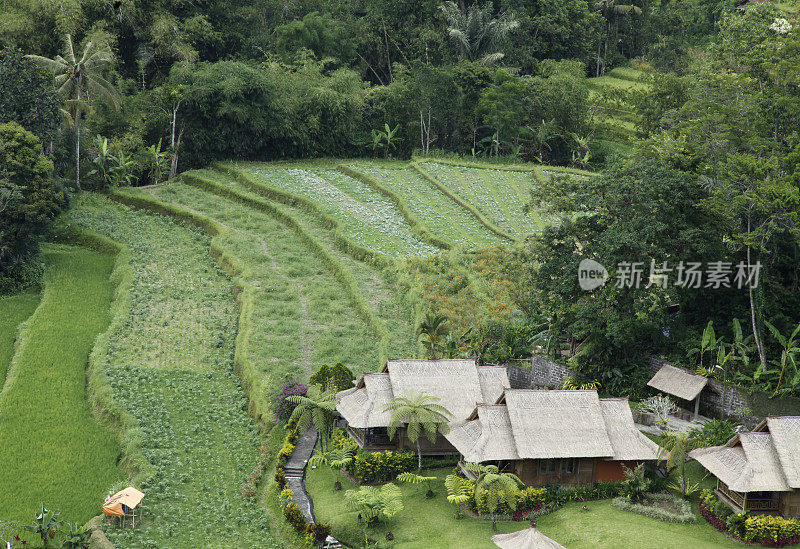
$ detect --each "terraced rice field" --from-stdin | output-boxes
[416,161,546,238]
[0,291,39,384]
[588,65,651,151]
[148,171,414,378]
[243,164,438,257]
[0,245,121,524]
[70,196,275,548]
[343,162,503,248]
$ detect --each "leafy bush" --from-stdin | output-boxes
[475,486,547,516]
[349,450,416,484]
[612,492,696,523]
[309,362,355,392]
[274,382,308,421]
[331,428,359,454]
[305,522,332,546]
[726,512,749,539]
[743,515,800,544]
[620,464,652,503]
[689,419,739,447]
[283,502,308,533]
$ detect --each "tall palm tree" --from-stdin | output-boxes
[463,462,523,531]
[28,35,119,189]
[661,431,701,499]
[440,1,519,66]
[287,387,337,450]
[418,312,449,359]
[383,392,453,471]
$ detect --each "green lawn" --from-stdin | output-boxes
[0,245,121,524]
[0,291,40,384]
[308,462,743,548]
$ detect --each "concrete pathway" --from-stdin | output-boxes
[283,427,342,548]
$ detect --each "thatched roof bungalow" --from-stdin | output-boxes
[336,359,509,453]
[690,416,800,517]
[446,389,660,486]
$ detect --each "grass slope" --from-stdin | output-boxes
[69,196,276,548]
[415,161,546,238]
[0,292,39,384]
[240,163,439,257]
[343,162,503,248]
[0,245,121,524]
[147,178,399,376]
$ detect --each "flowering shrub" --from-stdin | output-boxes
[279,487,294,510]
[274,382,308,421]
[283,502,307,533]
[350,450,416,484]
[743,515,800,545]
[305,522,332,546]
[700,489,800,546]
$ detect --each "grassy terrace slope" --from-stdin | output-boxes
[70,196,274,548]
[147,171,414,377]
[414,161,548,238]
[0,292,39,384]
[342,161,504,248]
[0,246,121,523]
[240,162,439,257]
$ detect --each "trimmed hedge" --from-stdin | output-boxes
[611,492,696,523]
[349,450,416,484]
[700,489,800,547]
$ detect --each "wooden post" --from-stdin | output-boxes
[743,492,748,512]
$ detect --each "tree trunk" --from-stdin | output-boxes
[416,439,422,472]
[75,114,82,190]
[746,221,767,371]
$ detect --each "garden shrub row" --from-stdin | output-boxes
[175,171,392,368]
[336,164,452,251]
[700,489,800,546]
[410,161,514,241]
[328,428,416,484]
[611,492,696,523]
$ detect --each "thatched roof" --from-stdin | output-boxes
[600,399,662,461]
[764,417,800,488]
[491,526,566,549]
[689,419,800,493]
[336,359,509,429]
[445,405,520,462]
[647,364,708,401]
[446,390,660,462]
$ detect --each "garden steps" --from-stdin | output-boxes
[284,427,343,548]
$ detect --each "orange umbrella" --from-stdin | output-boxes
[102,487,145,517]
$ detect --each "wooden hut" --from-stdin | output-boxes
[690,416,800,517]
[335,359,509,454]
[446,390,660,486]
[647,363,709,420]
